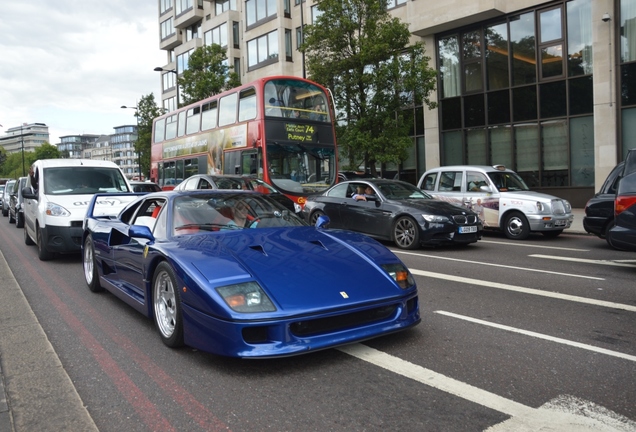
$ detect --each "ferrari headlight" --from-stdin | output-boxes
[423,214,449,223]
[216,282,276,313]
[381,263,415,289]
[46,202,71,217]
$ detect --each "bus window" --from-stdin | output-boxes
[186,107,201,135]
[184,157,199,180]
[201,101,217,130]
[177,111,186,137]
[165,115,177,140]
[154,118,166,143]
[219,93,237,126]
[238,88,257,122]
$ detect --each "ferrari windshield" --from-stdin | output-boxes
[486,171,530,192]
[172,192,306,236]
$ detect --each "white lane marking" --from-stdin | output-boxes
[435,311,636,363]
[394,251,604,281]
[410,269,636,313]
[480,240,589,252]
[338,343,532,418]
[530,254,636,268]
[338,344,636,431]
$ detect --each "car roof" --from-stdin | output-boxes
[34,159,122,168]
[424,165,514,173]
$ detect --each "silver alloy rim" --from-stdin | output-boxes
[84,242,93,284]
[395,219,415,247]
[154,271,176,338]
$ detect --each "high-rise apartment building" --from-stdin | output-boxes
[155,0,633,206]
[0,123,50,154]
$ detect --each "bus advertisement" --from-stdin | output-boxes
[151,76,338,208]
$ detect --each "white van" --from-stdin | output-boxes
[22,159,132,260]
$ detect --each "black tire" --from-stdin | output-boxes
[1,207,7,217]
[503,211,530,240]
[36,225,54,261]
[24,225,35,245]
[16,212,23,228]
[152,262,184,348]
[393,216,420,249]
[309,210,326,225]
[8,210,15,224]
[83,235,103,292]
[601,219,615,240]
[542,230,563,238]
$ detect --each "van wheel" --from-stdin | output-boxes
[8,211,15,224]
[36,226,54,261]
[16,213,24,228]
[24,226,35,245]
[503,211,530,240]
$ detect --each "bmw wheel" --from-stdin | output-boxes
[309,210,326,225]
[83,235,103,292]
[153,262,184,348]
[393,216,420,249]
[503,211,530,240]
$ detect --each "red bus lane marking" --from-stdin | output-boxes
[1,230,229,431]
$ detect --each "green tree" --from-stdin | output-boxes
[0,151,35,178]
[302,0,437,174]
[178,44,241,106]
[133,93,164,179]
[34,142,61,160]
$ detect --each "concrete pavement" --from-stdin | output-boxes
[0,209,588,431]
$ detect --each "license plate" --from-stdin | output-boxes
[555,220,567,226]
[459,225,477,234]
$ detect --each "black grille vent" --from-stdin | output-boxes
[290,305,397,336]
[452,214,477,225]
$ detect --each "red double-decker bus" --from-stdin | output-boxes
[150,76,338,208]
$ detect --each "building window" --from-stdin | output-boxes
[160,17,175,40]
[233,21,240,48]
[177,49,193,74]
[215,0,237,15]
[204,23,228,47]
[246,0,277,28]
[176,0,193,15]
[247,30,279,69]
[160,0,173,15]
[285,29,292,61]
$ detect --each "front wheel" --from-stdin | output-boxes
[83,235,103,292]
[24,225,35,246]
[153,262,184,348]
[36,225,54,261]
[16,212,24,228]
[8,210,15,224]
[503,212,530,240]
[309,210,326,225]
[393,216,420,249]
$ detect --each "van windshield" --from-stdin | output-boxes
[43,167,130,195]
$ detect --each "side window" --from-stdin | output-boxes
[466,172,489,192]
[439,171,463,192]
[421,173,437,191]
[326,183,349,198]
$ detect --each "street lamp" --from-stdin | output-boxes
[154,66,180,110]
[20,124,25,176]
[121,105,142,181]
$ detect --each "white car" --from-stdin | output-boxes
[417,165,573,240]
[22,159,132,260]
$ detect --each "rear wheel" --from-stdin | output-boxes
[83,235,103,292]
[309,210,326,225]
[8,210,15,224]
[153,262,184,348]
[36,225,54,261]
[503,211,530,240]
[24,225,35,245]
[393,216,420,249]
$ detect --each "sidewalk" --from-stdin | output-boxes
[0,251,98,432]
[0,209,588,431]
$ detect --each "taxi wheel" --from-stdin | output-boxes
[503,211,530,240]
[153,262,184,348]
[393,216,420,249]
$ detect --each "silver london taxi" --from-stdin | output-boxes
[417,165,573,240]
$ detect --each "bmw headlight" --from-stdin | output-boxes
[381,263,415,289]
[423,214,449,223]
[216,282,277,312]
[45,202,71,217]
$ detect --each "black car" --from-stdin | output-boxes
[302,179,482,249]
[8,177,28,228]
[173,174,297,212]
[130,181,162,193]
[607,149,636,251]
[583,162,624,243]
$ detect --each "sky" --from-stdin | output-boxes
[0,0,166,146]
